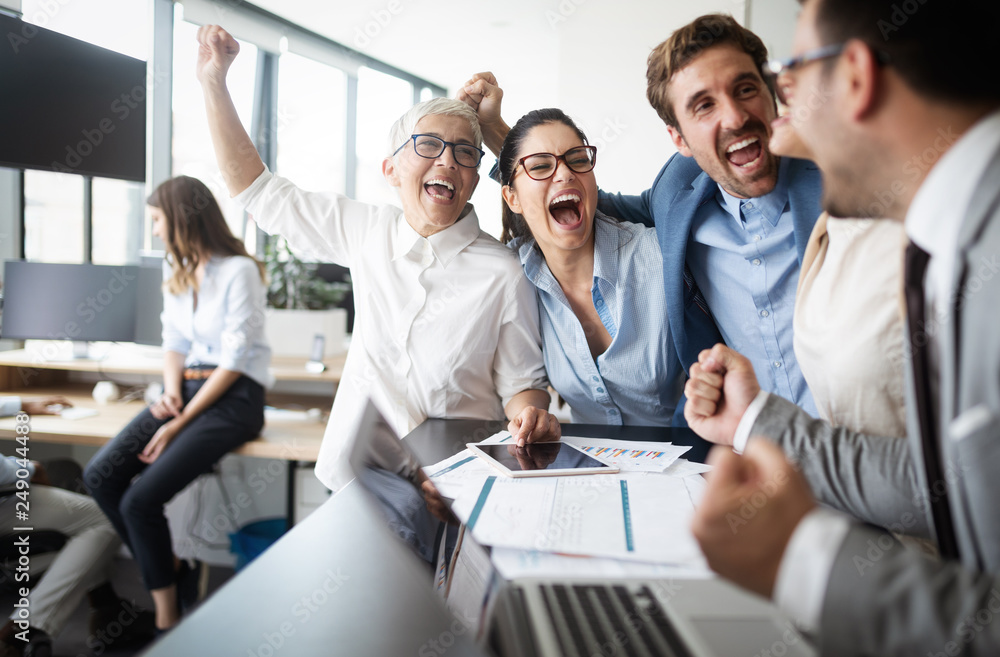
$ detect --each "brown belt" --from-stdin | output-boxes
[183,367,216,380]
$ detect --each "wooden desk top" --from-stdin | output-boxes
[0,345,346,383]
[0,384,326,461]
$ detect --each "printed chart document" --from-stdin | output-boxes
[561,435,691,473]
[465,473,703,565]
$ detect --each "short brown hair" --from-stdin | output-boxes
[646,14,770,129]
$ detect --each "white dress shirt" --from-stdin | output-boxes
[234,168,548,490]
[739,109,1000,632]
[161,255,273,388]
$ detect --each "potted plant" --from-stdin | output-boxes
[264,237,351,358]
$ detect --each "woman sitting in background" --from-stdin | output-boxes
[85,175,271,633]
[497,109,684,424]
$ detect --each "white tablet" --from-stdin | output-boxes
[466,441,618,478]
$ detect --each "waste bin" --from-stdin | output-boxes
[229,518,287,570]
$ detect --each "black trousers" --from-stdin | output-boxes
[84,376,264,590]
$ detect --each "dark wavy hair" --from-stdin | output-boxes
[498,108,592,245]
[147,176,265,294]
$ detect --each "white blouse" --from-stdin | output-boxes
[161,255,272,388]
[234,168,548,490]
[793,213,908,438]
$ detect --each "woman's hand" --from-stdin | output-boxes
[507,406,561,447]
[456,71,508,156]
[139,419,183,464]
[196,24,240,87]
[149,392,183,420]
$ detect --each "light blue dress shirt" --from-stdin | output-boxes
[513,215,684,425]
[161,255,272,388]
[686,158,817,416]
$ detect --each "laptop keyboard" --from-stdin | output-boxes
[538,583,695,657]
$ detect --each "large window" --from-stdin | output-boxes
[19,0,148,264]
[92,178,143,265]
[276,52,348,195]
[171,13,259,240]
[6,0,442,266]
[355,67,415,208]
[23,172,84,264]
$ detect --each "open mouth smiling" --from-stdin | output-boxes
[424,178,455,201]
[725,135,763,168]
[548,192,584,230]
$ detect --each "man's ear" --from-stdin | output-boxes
[501,183,521,214]
[667,125,693,157]
[382,157,400,187]
[840,39,880,121]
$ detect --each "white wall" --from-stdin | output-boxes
[748,0,801,60]
[0,0,20,12]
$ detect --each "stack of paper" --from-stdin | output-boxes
[423,431,713,571]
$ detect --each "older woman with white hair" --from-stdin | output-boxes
[197,25,558,491]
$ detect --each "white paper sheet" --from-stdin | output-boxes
[466,472,703,565]
[663,458,713,478]
[489,547,712,580]
[424,449,497,516]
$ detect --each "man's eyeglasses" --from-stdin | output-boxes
[764,42,890,105]
[393,134,485,168]
[508,145,598,184]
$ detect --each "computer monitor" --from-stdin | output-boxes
[134,262,164,346]
[1,261,140,352]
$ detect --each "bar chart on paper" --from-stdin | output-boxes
[562,436,692,473]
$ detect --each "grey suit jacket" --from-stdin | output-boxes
[752,146,1000,656]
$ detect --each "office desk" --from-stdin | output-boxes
[0,345,344,523]
[0,345,345,459]
[142,419,708,656]
[0,345,345,391]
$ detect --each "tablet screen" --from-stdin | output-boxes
[472,442,613,473]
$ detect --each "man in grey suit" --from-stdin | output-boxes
[683,0,1000,654]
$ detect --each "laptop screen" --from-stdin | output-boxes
[347,401,443,564]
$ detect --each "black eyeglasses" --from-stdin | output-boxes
[392,134,485,168]
[764,42,891,105]
[508,145,598,184]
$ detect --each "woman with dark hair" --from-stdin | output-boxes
[498,109,683,425]
[84,175,271,633]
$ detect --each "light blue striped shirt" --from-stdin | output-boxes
[686,158,817,415]
[513,216,683,425]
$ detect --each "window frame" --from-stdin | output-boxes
[6,0,445,263]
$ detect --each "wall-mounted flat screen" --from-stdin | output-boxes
[0,12,146,182]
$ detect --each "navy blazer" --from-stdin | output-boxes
[598,153,823,373]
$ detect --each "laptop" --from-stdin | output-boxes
[346,401,817,657]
